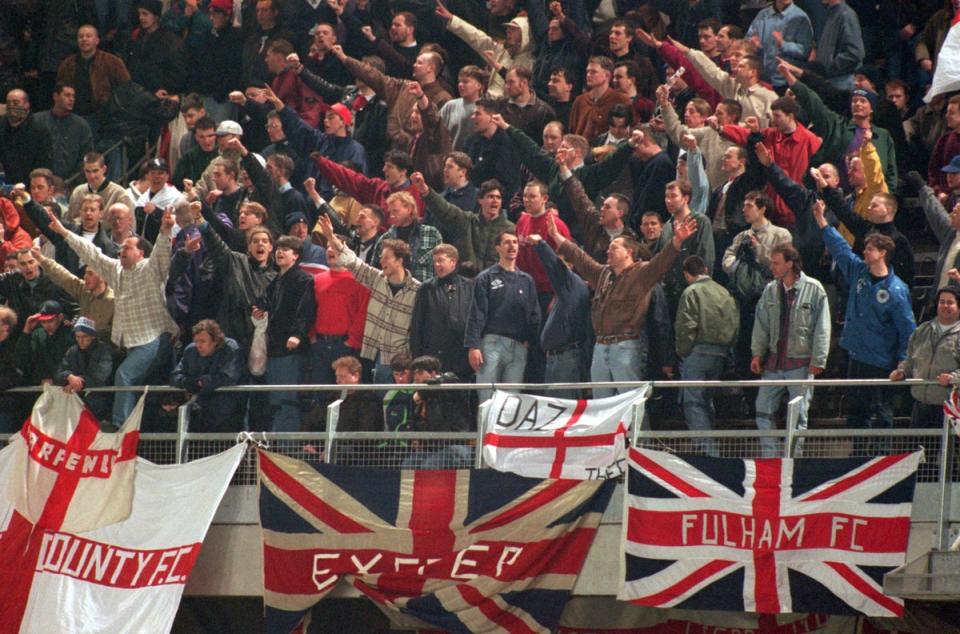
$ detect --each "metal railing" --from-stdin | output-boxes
[6,378,958,549]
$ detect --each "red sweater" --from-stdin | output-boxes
[313,155,424,225]
[721,123,822,227]
[312,268,370,350]
[515,211,572,294]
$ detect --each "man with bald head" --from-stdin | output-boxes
[57,25,131,125]
[0,89,54,185]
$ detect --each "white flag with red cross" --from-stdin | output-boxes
[482,387,648,480]
[4,386,142,533]
[0,442,245,633]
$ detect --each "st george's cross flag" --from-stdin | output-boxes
[5,386,143,532]
[619,448,921,617]
[925,1,960,102]
[259,450,614,634]
[0,442,245,634]
[482,387,647,480]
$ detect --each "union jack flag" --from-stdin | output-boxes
[619,448,921,617]
[259,449,614,633]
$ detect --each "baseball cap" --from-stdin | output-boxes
[216,120,244,137]
[144,157,168,172]
[36,300,63,322]
[942,155,960,173]
[329,103,353,127]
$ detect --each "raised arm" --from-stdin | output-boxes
[532,236,574,295]
[312,154,384,205]
[295,66,348,103]
[53,214,120,290]
[31,248,84,300]
[503,120,559,184]
[558,165,603,250]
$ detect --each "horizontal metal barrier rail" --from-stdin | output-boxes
[5,377,949,394]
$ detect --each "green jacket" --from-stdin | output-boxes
[791,81,898,191]
[422,189,515,270]
[505,126,633,217]
[675,277,739,358]
[15,324,74,385]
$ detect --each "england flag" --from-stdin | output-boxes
[4,386,142,532]
[482,387,648,480]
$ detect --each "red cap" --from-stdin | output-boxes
[329,103,353,127]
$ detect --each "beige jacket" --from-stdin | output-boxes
[686,50,778,127]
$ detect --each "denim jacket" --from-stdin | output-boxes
[751,272,831,369]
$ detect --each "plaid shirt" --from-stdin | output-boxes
[337,245,421,364]
[372,222,443,283]
[64,231,177,348]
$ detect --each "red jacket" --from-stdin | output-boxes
[312,268,370,350]
[721,123,822,227]
[0,198,32,259]
[515,211,572,295]
[313,155,424,224]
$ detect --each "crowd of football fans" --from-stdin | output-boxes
[0,0,958,457]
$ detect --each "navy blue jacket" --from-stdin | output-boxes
[464,264,541,348]
[534,241,590,351]
[171,337,242,394]
[278,105,368,199]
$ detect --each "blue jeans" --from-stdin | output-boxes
[591,337,647,399]
[544,343,584,399]
[475,334,527,403]
[113,335,168,427]
[372,352,396,386]
[310,336,357,385]
[681,344,728,457]
[755,366,812,458]
[266,353,304,432]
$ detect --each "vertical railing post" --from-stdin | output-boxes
[176,399,191,464]
[785,395,803,458]
[475,399,490,469]
[937,412,955,551]
[325,399,341,464]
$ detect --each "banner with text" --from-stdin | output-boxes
[482,387,647,479]
[0,443,245,633]
[5,386,143,533]
[620,448,920,617]
[259,450,614,633]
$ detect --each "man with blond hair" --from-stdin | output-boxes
[372,191,442,282]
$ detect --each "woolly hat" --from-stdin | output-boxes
[137,0,163,18]
[851,88,878,110]
[73,316,97,336]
